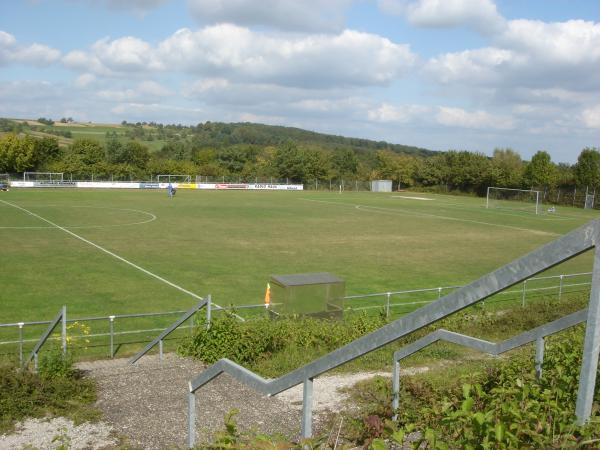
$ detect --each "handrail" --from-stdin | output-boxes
[129,296,210,365]
[187,219,600,446]
[391,309,588,412]
[24,306,66,370]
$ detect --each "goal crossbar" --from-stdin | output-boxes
[486,187,541,215]
[156,174,191,183]
[23,172,64,182]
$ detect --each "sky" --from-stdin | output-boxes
[1,1,600,163]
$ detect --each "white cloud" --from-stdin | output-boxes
[74,73,96,88]
[75,0,169,15]
[0,30,60,66]
[367,103,431,123]
[158,25,416,88]
[97,80,171,102]
[436,106,514,130]
[64,26,416,88]
[187,0,352,32]
[426,19,600,92]
[92,36,163,72]
[379,0,505,33]
[425,47,516,84]
[582,106,600,129]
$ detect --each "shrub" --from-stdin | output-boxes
[0,359,98,433]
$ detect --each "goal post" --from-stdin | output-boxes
[486,187,541,215]
[156,174,191,183]
[23,172,64,182]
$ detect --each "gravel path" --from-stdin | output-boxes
[0,417,116,450]
[0,354,430,449]
[78,354,301,449]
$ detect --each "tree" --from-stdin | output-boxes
[523,151,558,189]
[117,141,150,168]
[0,133,37,172]
[274,142,305,181]
[70,138,105,165]
[574,147,600,189]
[490,148,523,188]
[444,150,491,193]
[33,137,61,167]
[158,142,188,161]
[302,149,330,181]
[105,136,123,164]
[330,148,358,179]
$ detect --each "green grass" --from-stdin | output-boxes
[0,353,99,433]
[0,189,597,358]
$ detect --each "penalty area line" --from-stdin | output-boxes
[300,198,559,237]
[0,199,232,314]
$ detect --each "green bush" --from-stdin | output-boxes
[344,328,600,449]
[178,313,387,372]
[0,358,98,433]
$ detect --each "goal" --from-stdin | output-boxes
[23,172,64,182]
[156,174,191,183]
[486,187,541,215]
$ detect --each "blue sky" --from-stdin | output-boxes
[2,0,600,163]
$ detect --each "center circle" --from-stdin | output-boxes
[0,205,157,229]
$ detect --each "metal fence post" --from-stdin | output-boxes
[159,339,163,361]
[206,294,212,330]
[34,352,38,371]
[522,280,527,307]
[301,378,314,439]
[535,337,545,379]
[559,275,564,301]
[386,293,391,318]
[392,360,400,418]
[188,392,196,448]
[109,316,115,358]
[61,305,67,355]
[576,244,600,425]
[18,323,24,367]
[438,287,442,299]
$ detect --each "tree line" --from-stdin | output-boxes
[1,121,600,197]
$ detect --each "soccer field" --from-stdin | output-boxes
[1,188,598,326]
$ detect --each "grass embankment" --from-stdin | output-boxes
[185,293,600,448]
[0,351,99,434]
[179,293,588,378]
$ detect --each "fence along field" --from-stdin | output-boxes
[0,188,598,360]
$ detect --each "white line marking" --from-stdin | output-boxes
[300,198,559,237]
[0,205,157,229]
[1,199,208,303]
[391,195,433,201]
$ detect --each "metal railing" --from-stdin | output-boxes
[344,272,593,317]
[186,219,600,446]
[0,301,274,361]
[24,306,66,370]
[129,296,210,365]
[391,309,588,414]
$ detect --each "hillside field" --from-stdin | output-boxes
[0,188,597,356]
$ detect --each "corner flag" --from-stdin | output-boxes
[264,283,271,308]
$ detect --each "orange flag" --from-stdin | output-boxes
[264,282,271,308]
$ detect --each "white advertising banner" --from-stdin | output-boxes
[77,182,141,189]
[10,180,303,191]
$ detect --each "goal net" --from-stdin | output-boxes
[23,172,64,183]
[156,174,191,183]
[585,194,595,209]
[486,187,541,215]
